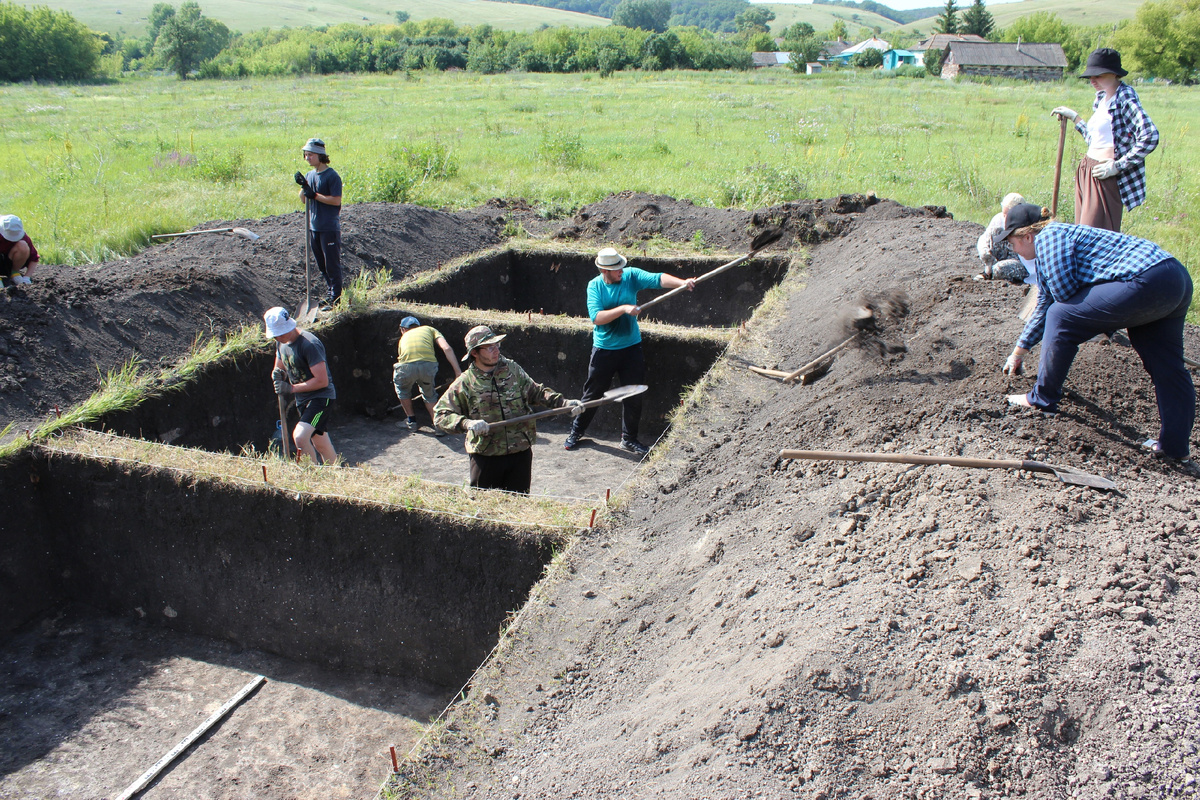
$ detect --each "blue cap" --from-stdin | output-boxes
[400,316,420,329]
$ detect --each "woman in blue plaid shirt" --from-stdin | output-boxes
[998,203,1194,462]
[1051,48,1158,233]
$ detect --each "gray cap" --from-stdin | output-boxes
[302,138,327,155]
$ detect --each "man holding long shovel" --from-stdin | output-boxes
[265,307,338,466]
[563,247,696,456]
[435,325,584,493]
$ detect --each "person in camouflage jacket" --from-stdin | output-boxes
[435,325,583,493]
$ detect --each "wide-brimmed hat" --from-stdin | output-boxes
[462,325,506,362]
[993,203,1045,245]
[0,215,24,243]
[400,316,420,329]
[264,306,297,338]
[302,138,327,155]
[1079,48,1127,78]
[595,247,627,270]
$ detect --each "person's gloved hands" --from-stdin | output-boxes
[566,399,585,417]
[1003,352,1025,376]
[1091,159,1119,180]
[1051,106,1078,122]
[466,419,490,435]
[272,367,292,396]
[295,171,316,199]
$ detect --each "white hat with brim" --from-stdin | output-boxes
[0,215,24,243]
[264,306,297,338]
[302,138,327,155]
[595,247,627,270]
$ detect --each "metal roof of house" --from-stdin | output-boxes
[946,41,1067,68]
[751,52,792,67]
[915,33,988,51]
[838,36,891,56]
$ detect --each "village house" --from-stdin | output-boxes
[940,40,1068,81]
[882,49,921,70]
[827,36,890,65]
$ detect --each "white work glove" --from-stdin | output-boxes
[566,399,585,417]
[1003,352,1025,376]
[466,419,490,435]
[1091,159,1119,180]
[1051,106,1078,122]
[11,275,31,285]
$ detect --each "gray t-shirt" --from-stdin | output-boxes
[305,167,342,232]
[277,330,336,402]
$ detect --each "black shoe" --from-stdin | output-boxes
[620,438,649,456]
[564,431,581,451]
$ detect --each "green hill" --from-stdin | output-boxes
[893,0,1144,36]
[44,0,610,36]
[764,3,899,36]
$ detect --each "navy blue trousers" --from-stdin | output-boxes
[309,230,342,300]
[570,343,645,443]
[1027,257,1194,458]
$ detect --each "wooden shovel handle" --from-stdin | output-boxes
[1051,115,1068,218]
[485,393,619,431]
[782,334,858,384]
[638,251,757,313]
[780,449,1038,472]
[277,394,294,459]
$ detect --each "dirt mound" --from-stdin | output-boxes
[0,203,503,428]
[393,206,1200,800]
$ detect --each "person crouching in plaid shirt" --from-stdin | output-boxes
[997,203,1194,465]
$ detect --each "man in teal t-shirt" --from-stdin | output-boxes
[564,247,696,456]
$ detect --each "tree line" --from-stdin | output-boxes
[1,0,1198,83]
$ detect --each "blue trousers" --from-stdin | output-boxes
[1027,258,1194,458]
[570,343,645,443]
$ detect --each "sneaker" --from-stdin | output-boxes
[563,431,581,451]
[620,438,650,456]
[406,416,417,431]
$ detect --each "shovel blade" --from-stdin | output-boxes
[603,384,649,403]
[750,227,784,251]
[233,227,260,241]
[1052,468,1118,490]
[295,299,319,326]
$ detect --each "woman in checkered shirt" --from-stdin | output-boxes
[997,203,1194,465]
[1051,48,1158,233]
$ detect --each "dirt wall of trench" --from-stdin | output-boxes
[0,455,58,635]
[397,251,790,329]
[6,450,562,686]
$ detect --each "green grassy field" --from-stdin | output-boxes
[44,0,608,37]
[3,69,1196,311]
[764,4,899,37]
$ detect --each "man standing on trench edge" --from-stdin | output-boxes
[564,247,696,456]
[265,306,338,465]
[434,325,583,493]
[294,137,343,307]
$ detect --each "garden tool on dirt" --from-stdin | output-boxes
[781,305,878,384]
[636,227,784,314]
[295,197,319,325]
[484,385,648,431]
[272,368,294,459]
[780,448,1117,491]
[1051,114,1068,218]
[152,227,259,241]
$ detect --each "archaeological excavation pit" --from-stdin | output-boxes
[1,241,798,798]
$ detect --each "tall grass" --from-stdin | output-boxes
[3,70,1197,298]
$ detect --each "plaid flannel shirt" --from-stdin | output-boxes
[1074,82,1158,210]
[1017,223,1173,350]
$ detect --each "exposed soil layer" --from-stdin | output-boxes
[391,201,1200,800]
[0,605,450,800]
[3,193,1199,800]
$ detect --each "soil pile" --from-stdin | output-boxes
[395,201,1200,800]
[2,193,1198,800]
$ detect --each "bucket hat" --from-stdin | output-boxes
[264,306,298,338]
[302,138,327,155]
[993,203,1045,245]
[1079,48,1127,78]
[462,325,506,362]
[0,215,24,243]
[595,247,627,270]
[400,316,420,329]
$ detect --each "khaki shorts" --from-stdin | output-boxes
[393,360,438,403]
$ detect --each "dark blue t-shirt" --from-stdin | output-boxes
[305,167,342,232]
[278,330,336,402]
